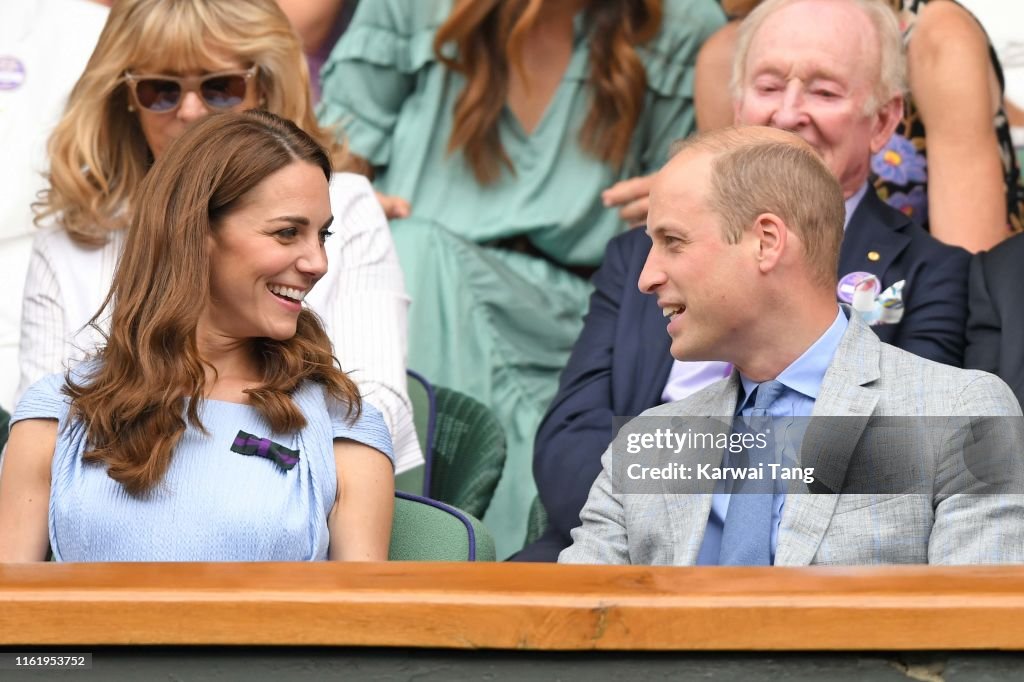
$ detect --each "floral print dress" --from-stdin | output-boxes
[871,0,1024,234]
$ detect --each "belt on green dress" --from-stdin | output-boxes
[485,235,596,281]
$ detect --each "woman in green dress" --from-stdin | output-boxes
[319,0,724,556]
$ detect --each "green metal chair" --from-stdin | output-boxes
[394,369,432,494]
[403,371,506,520]
[389,491,495,561]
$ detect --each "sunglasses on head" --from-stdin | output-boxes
[123,65,258,113]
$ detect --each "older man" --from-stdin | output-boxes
[520,0,971,562]
[558,126,1022,566]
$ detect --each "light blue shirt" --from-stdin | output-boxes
[696,308,848,565]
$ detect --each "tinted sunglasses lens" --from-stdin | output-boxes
[134,78,181,112]
[201,74,247,109]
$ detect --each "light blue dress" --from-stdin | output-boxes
[12,372,394,562]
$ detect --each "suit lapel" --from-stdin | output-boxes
[661,372,742,564]
[775,314,881,566]
[839,187,912,286]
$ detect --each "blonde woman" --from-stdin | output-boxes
[0,111,395,561]
[17,0,423,474]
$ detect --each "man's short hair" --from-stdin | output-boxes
[671,128,846,287]
[730,0,906,114]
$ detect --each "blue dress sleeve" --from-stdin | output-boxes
[330,397,396,468]
[11,372,69,424]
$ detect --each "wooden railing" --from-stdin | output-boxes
[2,563,1024,649]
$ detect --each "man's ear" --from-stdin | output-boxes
[753,212,786,273]
[869,94,904,154]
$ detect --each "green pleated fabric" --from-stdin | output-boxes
[319,0,725,556]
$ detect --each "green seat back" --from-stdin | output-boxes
[428,386,506,519]
[394,371,431,495]
[406,371,431,457]
[523,494,550,546]
[388,492,495,561]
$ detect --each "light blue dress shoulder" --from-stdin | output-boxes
[11,371,394,562]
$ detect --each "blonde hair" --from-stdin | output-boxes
[731,0,906,114]
[37,0,352,247]
[675,127,845,287]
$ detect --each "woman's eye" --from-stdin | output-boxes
[319,229,334,243]
[275,228,298,239]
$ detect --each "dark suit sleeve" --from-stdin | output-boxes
[965,251,1002,375]
[533,235,631,540]
[891,244,970,367]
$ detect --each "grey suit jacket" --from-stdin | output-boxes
[560,313,1024,566]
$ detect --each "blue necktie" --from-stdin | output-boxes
[718,380,785,566]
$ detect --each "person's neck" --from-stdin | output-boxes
[195,325,260,390]
[732,297,839,383]
[841,171,869,200]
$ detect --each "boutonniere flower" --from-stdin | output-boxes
[837,272,905,326]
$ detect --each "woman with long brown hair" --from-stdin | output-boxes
[0,111,394,561]
[16,0,423,477]
[318,0,724,556]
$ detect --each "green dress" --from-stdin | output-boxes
[319,0,725,557]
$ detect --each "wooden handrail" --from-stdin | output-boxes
[2,563,1024,649]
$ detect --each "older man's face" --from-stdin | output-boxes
[734,0,899,197]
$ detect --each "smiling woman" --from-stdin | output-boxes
[204,161,333,347]
[0,111,396,562]
[17,0,423,476]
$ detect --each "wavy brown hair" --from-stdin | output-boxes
[66,110,361,497]
[37,0,354,247]
[434,0,663,184]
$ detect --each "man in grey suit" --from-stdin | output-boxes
[560,126,1024,566]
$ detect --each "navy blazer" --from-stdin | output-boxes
[519,186,969,562]
[966,232,1024,408]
